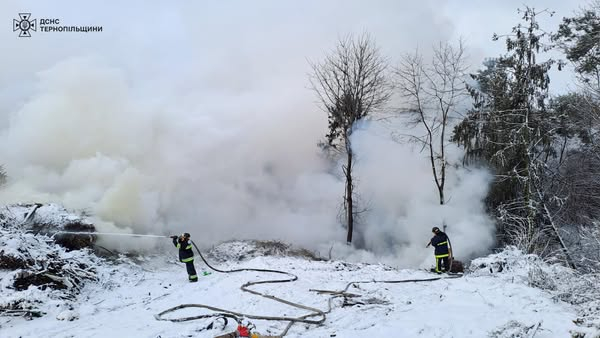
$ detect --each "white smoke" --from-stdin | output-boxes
[0,0,498,267]
[323,121,496,268]
[0,55,343,247]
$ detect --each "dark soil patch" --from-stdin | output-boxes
[13,271,67,291]
[0,251,31,269]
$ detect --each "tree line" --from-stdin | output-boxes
[310,5,600,272]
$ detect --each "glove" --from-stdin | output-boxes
[170,235,177,239]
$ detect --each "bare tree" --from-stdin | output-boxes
[309,33,391,244]
[395,41,468,205]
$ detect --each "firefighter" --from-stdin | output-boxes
[170,233,198,282]
[426,226,450,274]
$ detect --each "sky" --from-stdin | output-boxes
[0,0,591,267]
[0,0,586,111]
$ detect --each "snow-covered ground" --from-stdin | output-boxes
[0,243,589,338]
[1,204,597,338]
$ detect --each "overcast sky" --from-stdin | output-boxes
[0,0,589,109]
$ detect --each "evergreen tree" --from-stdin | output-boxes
[452,8,571,263]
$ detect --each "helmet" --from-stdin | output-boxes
[432,227,440,233]
[182,232,191,238]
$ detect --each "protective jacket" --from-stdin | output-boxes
[430,231,449,257]
[173,237,194,263]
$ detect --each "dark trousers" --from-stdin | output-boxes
[185,260,198,281]
[436,255,450,272]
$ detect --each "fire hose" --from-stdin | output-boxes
[53,230,462,337]
[154,239,462,337]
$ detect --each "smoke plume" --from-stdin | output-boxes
[0,0,498,267]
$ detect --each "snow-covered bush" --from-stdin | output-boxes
[488,320,541,338]
[207,240,323,263]
[468,246,549,283]
[569,223,600,273]
[14,203,97,250]
[0,204,109,318]
[469,246,600,337]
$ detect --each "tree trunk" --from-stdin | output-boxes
[345,147,354,244]
[440,106,447,206]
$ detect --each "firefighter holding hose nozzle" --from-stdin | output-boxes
[170,233,198,282]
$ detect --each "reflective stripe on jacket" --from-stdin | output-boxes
[173,237,194,262]
[430,232,449,256]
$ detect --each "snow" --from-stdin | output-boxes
[0,205,106,323]
[0,243,583,338]
[3,203,90,228]
[0,205,595,337]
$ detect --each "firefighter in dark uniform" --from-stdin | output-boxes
[170,233,198,282]
[426,227,450,273]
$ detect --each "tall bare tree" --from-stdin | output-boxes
[395,41,468,205]
[309,33,391,244]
